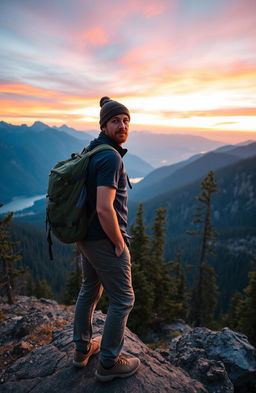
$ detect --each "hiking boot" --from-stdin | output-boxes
[73,336,101,368]
[95,354,141,382]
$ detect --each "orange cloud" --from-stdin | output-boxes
[0,83,60,98]
[162,107,256,119]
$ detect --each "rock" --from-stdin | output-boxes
[11,321,31,339]
[39,298,58,306]
[4,296,255,393]
[169,327,256,393]
[10,341,32,356]
[0,297,207,393]
[2,328,207,393]
[161,319,192,339]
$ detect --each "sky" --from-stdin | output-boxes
[1,0,256,143]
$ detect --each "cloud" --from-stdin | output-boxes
[0,0,255,134]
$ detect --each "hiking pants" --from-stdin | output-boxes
[73,238,135,367]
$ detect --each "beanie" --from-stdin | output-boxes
[99,96,130,129]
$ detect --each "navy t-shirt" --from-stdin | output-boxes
[85,132,129,240]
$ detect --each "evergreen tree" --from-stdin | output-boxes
[221,291,243,330]
[150,208,173,321]
[130,204,150,268]
[167,250,187,321]
[34,279,54,299]
[0,203,23,304]
[128,204,154,334]
[63,246,82,305]
[26,271,36,297]
[238,260,256,346]
[199,263,218,327]
[187,171,219,327]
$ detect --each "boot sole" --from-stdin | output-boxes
[95,362,140,382]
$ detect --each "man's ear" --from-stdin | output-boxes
[101,126,106,132]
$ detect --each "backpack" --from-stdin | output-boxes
[46,144,116,259]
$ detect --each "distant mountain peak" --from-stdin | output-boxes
[0,121,11,128]
[58,124,76,132]
[31,121,49,131]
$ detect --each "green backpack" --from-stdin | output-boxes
[46,144,116,259]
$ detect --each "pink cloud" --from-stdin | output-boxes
[84,28,107,46]
[179,0,256,65]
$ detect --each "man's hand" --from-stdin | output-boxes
[96,186,125,255]
[115,240,125,257]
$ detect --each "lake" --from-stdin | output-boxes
[1,195,46,214]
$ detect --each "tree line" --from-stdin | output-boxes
[1,171,255,346]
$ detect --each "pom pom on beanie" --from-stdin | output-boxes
[99,96,130,129]
[100,96,111,108]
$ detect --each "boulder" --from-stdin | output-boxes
[169,327,256,393]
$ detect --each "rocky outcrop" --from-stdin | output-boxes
[169,327,256,393]
[1,297,255,393]
[0,296,206,393]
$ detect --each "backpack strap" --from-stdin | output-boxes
[126,174,132,189]
[87,144,117,156]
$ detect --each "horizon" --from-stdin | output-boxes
[1,0,256,143]
[1,118,256,144]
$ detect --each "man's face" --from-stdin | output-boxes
[102,114,130,145]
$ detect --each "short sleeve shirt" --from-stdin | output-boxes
[85,136,129,240]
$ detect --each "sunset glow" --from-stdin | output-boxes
[1,0,256,142]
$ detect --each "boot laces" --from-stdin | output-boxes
[117,355,129,365]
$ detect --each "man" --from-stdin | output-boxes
[73,96,140,382]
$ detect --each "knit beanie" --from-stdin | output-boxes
[99,96,130,129]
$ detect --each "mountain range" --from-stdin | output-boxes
[0,121,152,203]
[128,152,256,314]
[52,125,226,167]
[131,141,256,201]
[125,131,224,166]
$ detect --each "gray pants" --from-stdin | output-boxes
[73,238,135,367]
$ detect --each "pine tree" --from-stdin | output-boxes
[150,208,173,321]
[0,203,22,304]
[167,250,187,321]
[26,272,36,297]
[63,246,82,305]
[221,291,243,330]
[238,260,256,346]
[128,204,154,334]
[130,204,150,268]
[34,279,54,299]
[187,171,219,327]
[198,263,218,327]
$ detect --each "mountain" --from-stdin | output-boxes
[130,154,202,198]
[53,125,154,177]
[129,155,256,313]
[123,153,153,178]
[135,154,256,233]
[126,131,224,167]
[131,142,256,202]
[53,124,93,140]
[213,140,256,154]
[0,122,153,203]
[0,122,91,203]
